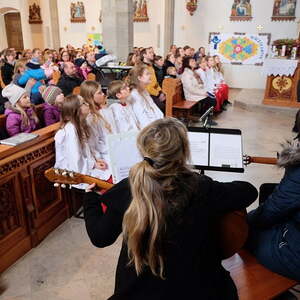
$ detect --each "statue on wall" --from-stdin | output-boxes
[29,3,42,24]
[272,0,297,21]
[230,0,253,21]
[70,1,86,23]
[133,0,149,22]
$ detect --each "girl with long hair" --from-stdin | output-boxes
[213,55,231,105]
[80,80,117,181]
[181,56,217,124]
[54,94,107,189]
[128,64,163,128]
[3,84,39,136]
[84,117,258,300]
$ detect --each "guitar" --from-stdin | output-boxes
[44,168,249,259]
[243,155,277,166]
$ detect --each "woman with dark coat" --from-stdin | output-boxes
[163,53,176,75]
[84,118,258,300]
[247,135,300,282]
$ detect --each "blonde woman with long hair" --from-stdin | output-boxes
[84,117,257,300]
[3,84,39,136]
[80,80,117,181]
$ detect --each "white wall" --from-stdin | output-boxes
[57,0,102,48]
[174,0,300,89]
[133,0,166,56]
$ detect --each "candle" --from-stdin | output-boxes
[281,45,286,57]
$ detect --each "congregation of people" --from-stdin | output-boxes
[0,43,299,300]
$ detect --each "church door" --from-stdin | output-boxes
[4,12,24,51]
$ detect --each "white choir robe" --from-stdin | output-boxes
[130,88,164,129]
[213,69,225,85]
[195,68,215,94]
[86,113,112,181]
[110,101,140,133]
[54,122,105,189]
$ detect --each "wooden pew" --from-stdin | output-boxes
[222,250,298,300]
[0,70,6,89]
[87,72,96,81]
[162,77,198,120]
[52,70,61,85]
[73,86,81,95]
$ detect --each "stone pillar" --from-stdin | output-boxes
[164,0,175,55]
[102,0,133,62]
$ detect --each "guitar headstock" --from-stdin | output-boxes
[243,154,252,166]
[44,168,84,188]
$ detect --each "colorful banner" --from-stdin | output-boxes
[209,33,270,65]
[87,33,103,47]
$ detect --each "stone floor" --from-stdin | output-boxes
[1,89,299,300]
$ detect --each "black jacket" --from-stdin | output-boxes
[1,62,14,85]
[153,65,164,87]
[57,73,83,96]
[84,173,257,300]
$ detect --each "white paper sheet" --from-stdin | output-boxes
[188,132,209,166]
[209,133,243,168]
[107,130,142,183]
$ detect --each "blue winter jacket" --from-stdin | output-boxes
[18,65,47,94]
[248,141,300,267]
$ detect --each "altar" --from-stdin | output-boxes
[263,58,300,108]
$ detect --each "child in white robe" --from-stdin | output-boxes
[54,94,107,189]
[108,80,140,133]
[80,80,117,181]
[128,64,164,129]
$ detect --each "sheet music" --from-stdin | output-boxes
[209,133,243,168]
[107,130,142,183]
[188,132,209,166]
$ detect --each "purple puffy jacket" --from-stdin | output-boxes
[5,107,40,137]
[43,103,61,126]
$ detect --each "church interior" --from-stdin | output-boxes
[0,0,300,299]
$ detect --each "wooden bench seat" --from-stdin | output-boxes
[222,249,297,300]
[162,77,198,120]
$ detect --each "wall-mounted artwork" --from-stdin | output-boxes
[272,0,297,21]
[133,0,149,22]
[230,0,253,21]
[70,2,86,23]
[186,0,198,16]
[209,32,271,65]
[29,3,42,24]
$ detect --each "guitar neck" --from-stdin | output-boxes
[80,174,114,190]
[250,156,277,165]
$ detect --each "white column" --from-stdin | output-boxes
[102,0,133,62]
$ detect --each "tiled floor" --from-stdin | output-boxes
[1,89,299,300]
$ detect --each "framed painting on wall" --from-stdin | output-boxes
[272,0,297,21]
[133,0,149,22]
[230,0,253,21]
[70,2,86,23]
[29,3,42,24]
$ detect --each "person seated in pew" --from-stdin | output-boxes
[140,48,166,113]
[165,66,177,79]
[181,56,218,125]
[41,85,64,126]
[54,94,107,190]
[153,55,165,87]
[1,49,16,86]
[2,84,40,137]
[128,64,163,129]
[247,112,300,286]
[213,55,231,106]
[83,117,258,300]
[108,80,140,133]
[18,48,52,105]
[57,62,83,96]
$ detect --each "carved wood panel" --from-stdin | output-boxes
[29,154,63,215]
[0,173,29,253]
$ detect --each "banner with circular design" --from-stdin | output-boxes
[209,33,270,65]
